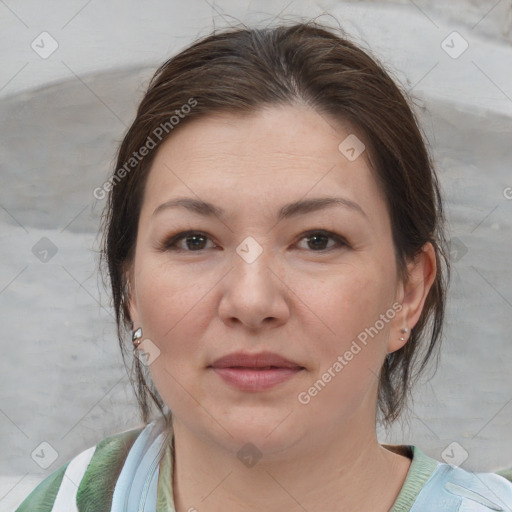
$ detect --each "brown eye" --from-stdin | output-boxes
[163,231,215,252]
[296,230,348,251]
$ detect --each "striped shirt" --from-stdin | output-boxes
[15,416,512,511]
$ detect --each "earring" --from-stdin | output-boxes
[399,327,409,342]
[132,327,143,349]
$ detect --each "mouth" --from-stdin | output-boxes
[209,367,305,391]
[208,351,305,391]
[210,351,303,369]
[226,366,292,370]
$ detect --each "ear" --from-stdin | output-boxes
[124,267,140,329]
[388,242,437,353]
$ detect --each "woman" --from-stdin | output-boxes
[16,21,512,512]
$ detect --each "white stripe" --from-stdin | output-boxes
[111,419,168,512]
[445,481,504,510]
[51,445,96,512]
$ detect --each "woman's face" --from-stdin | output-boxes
[128,105,431,455]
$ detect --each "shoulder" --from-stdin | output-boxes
[15,423,145,512]
[411,447,512,511]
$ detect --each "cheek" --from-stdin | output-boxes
[132,260,213,412]
[294,272,392,418]
[290,259,396,407]
[134,258,216,357]
[292,261,394,344]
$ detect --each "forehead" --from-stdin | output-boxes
[141,105,388,223]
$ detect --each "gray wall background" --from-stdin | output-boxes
[1,0,511,509]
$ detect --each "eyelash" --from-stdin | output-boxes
[160,229,349,253]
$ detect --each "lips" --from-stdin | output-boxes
[209,351,305,391]
[209,351,303,370]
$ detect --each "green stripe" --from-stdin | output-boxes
[15,462,70,512]
[495,467,512,483]
[76,427,143,512]
[389,445,439,512]
[157,436,175,512]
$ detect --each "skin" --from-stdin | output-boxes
[127,104,437,512]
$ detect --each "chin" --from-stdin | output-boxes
[209,406,305,453]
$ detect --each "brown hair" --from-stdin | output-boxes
[100,21,450,428]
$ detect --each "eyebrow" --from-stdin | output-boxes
[152,196,367,221]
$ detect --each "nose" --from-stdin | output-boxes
[217,241,290,331]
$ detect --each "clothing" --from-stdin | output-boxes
[15,416,512,511]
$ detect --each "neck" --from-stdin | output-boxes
[169,414,411,512]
